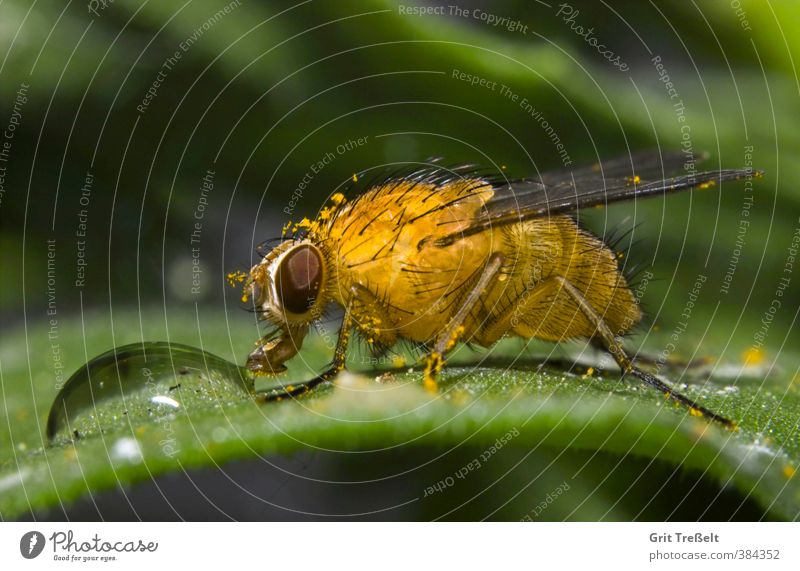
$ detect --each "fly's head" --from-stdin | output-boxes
[242,239,328,374]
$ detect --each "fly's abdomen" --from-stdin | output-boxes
[475,216,641,344]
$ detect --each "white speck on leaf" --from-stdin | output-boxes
[112,437,142,463]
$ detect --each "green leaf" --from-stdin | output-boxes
[1,310,798,520]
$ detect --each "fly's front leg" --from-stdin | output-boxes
[553,276,734,427]
[258,300,356,402]
[327,283,399,375]
[349,284,398,356]
[259,284,398,402]
[327,296,356,377]
[423,253,504,392]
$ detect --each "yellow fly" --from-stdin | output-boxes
[237,151,759,426]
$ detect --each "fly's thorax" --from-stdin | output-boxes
[247,239,329,327]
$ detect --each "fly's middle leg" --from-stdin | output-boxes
[423,253,504,392]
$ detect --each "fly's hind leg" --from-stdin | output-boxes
[471,273,732,425]
[620,349,713,373]
[553,277,734,427]
[423,253,504,392]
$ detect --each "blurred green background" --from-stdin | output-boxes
[1,0,798,327]
[1,0,799,520]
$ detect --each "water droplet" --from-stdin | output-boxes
[0,467,31,494]
[112,437,142,463]
[150,395,181,409]
[211,427,229,443]
[47,342,254,445]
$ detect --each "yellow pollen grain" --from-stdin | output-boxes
[445,326,466,351]
[226,270,247,287]
[742,347,765,366]
[783,465,796,479]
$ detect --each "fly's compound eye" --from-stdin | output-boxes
[275,245,323,315]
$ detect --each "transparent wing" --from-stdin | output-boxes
[428,151,758,247]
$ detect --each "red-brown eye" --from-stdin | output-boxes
[275,245,323,314]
